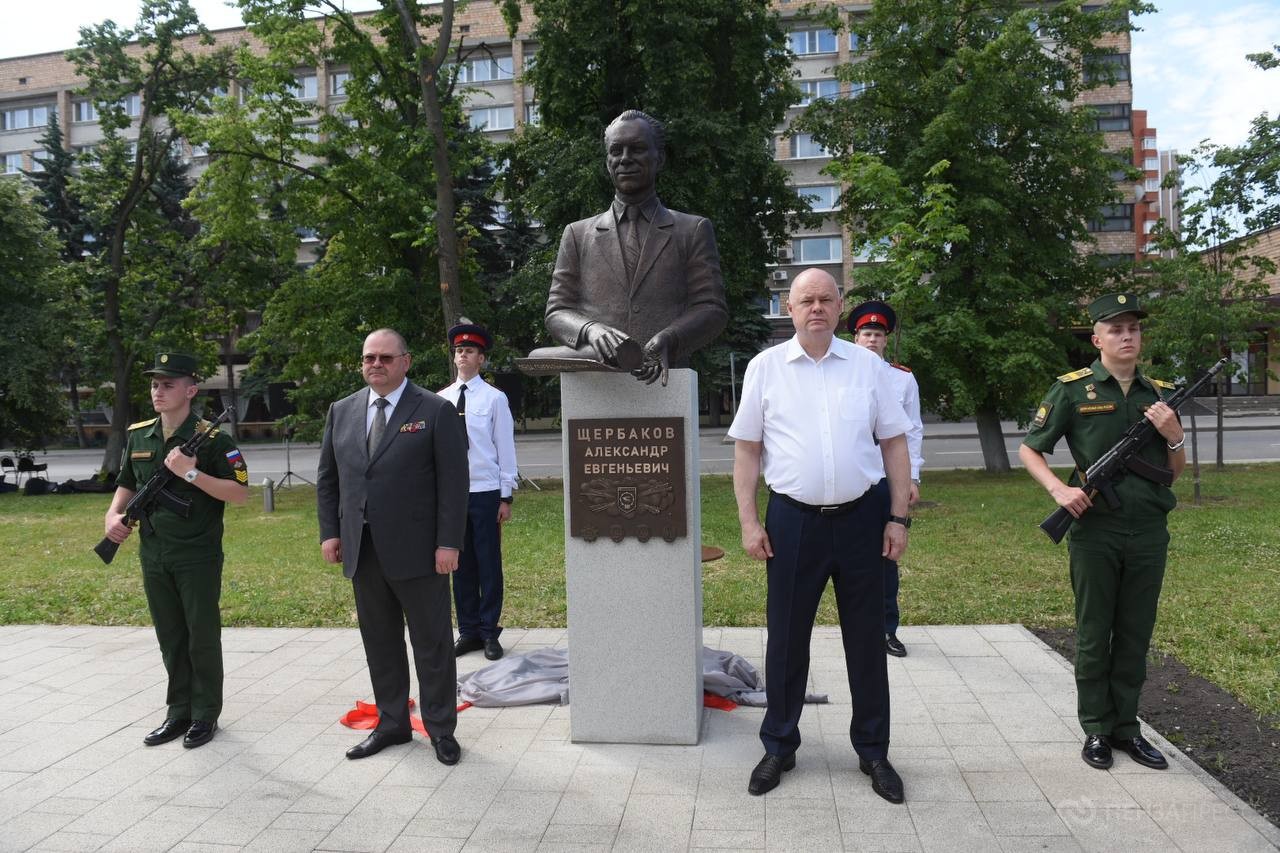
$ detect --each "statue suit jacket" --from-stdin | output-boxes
[316,381,469,580]
[545,199,729,366]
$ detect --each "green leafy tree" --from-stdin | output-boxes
[504,0,813,413]
[0,180,66,450]
[67,0,236,472]
[798,0,1151,472]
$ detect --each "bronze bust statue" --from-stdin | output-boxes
[520,111,729,385]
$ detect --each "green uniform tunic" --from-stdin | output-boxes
[117,411,247,724]
[1023,359,1176,739]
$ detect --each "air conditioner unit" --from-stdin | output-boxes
[777,247,793,262]
[771,270,789,281]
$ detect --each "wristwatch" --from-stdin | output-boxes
[888,514,911,529]
[1166,436,1186,451]
[184,468,200,483]
[500,495,513,505]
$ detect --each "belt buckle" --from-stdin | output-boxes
[818,504,840,515]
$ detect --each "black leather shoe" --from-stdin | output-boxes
[747,752,795,795]
[1115,735,1168,770]
[885,634,907,657]
[454,636,484,656]
[1081,734,1113,769]
[143,717,191,746]
[431,734,461,765]
[183,720,217,749]
[484,638,504,660]
[346,730,411,760]
[859,757,905,804]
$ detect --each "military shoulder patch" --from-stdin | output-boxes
[891,362,912,373]
[1032,402,1052,428]
[1150,378,1176,390]
[1056,367,1093,383]
[128,417,158,431]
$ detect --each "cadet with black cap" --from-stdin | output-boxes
[849,300,924,658]
[438,322,518,661]
[104,353,249,748]
[1019,293,1185,772]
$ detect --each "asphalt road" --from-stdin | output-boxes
[19,417,1280,485]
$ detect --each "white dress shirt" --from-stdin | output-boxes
[438,375,518,497]
[728,335,912,505]
[883,362,924,481]
[365,378,408,438]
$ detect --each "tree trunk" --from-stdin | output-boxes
[706,388,721,427]
[67,371,87,449]
[101,279,130,475]
[974,407,1010,473]
[223,329,239,439]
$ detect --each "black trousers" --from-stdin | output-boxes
[452,490,504,640]
[760,485,890,760]
[352,530,457,739]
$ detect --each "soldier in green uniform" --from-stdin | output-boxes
[103,353,249,749]
[1019,294,1185,771]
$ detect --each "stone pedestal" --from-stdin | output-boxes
[560,369,703,744]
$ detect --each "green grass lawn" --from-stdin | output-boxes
[2,464,1276,718]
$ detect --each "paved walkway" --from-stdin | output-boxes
[1,624,1276,852]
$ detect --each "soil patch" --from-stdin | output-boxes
[1032,626,1280,828]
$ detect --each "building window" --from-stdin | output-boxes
[330,72,351,97]
[799,184,840,211]
[768,291,784,317]
[1083,53,1131,83]
[1144,177,1159,193]
[469,106,514,131]
[3,152,22,174]
[849,31,866,52]
[121,94,142,116]
[795,236,842,263]
[297,122,320,143]
[524,102,540,126]
[789,28,837,55]
[1091,252,1134,267]
[1088,203,1134,232]
[456,56,514,83]
[291,75,318,100]
[1091,103,1131,132]
[1142,135,1157,151]
[73,100,97,122]
[1143,219,1157,234]
[30,149,48,172]
[795,78,840,106]
[2,104,50,130]
[790,133,829,159]
[1143,156,1158,171]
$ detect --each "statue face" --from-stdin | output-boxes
[605,119,662,196]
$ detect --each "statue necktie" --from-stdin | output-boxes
[623,204,642,282]
[368,396,388,456]
[457,383,469,448]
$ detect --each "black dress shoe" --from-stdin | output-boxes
[431,734,461,765]
[484,638,504,660]
[454,636,484,656]
[747,752,795,795]
[1081,734,1113,769]
[143,717,191,746]
[859,757,905,804]
[885,634,907,657]
[346,730,411,760]
[1115,735,1168,770]
[183,720,217,749]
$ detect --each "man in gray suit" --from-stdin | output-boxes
[538,110,728,385]
[317,328,469,764]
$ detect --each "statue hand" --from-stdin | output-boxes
[584,322,628,364]
[633,330,674,386]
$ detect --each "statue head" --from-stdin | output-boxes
[604,110,666,198]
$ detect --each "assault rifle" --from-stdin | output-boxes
[94,407,234,564]
[1039,357,1229,544]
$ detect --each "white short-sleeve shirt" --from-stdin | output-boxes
[728,335,912,505]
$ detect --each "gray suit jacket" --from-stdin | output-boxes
[545,200,728,367]
[316,381,469,580]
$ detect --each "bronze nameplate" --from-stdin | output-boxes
[567,417,686,543]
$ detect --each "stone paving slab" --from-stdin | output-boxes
[0,623,1276,852]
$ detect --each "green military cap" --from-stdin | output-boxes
[1087,292,1147,323]
[142,352,201,380]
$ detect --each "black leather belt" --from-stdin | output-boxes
[771,490,864,516]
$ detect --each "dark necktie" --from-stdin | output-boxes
[623,204,642,282]
[457,383,469,448]
[368,396,388,456]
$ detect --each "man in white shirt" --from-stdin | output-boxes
[849,300,924,658]
[730,269,914,803]
[439,323,518,661]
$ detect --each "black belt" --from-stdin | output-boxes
[771,490,865,516]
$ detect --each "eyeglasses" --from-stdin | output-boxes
[361,353,406,365]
